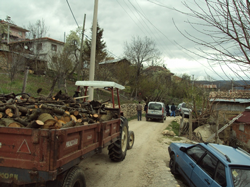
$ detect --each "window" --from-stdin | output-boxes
[186,146,206,163]
[231,167,250,187]
[148,103,162,110]
[198,153,218,178]
[51,44,57,51]
[215,162,227,187]
[37,43,42,51]
[52,57,57,63]
[18,31,22,37]
[239,124,244,132]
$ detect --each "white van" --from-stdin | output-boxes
[146,102,166,123]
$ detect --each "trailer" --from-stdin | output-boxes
[0,81,134,187]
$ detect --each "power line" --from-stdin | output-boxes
[65,1,118,58]
[66,0,79,27]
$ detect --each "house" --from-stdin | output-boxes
[232,107,250,149]
[99,58,130,68]
[200,84,217,91]
[210,90,250,112]
[6,37,64,72]
[0,19,29,44]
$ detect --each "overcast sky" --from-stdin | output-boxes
[1,0,246,81]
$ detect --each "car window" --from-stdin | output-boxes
[198,153,218,178]
[148,104,162,110]
[182,103,186,108]
[215,162,227,187]
[186,146,206,163]
[231,167,250,187]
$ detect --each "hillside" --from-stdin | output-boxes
[0,70,133,104]
[195,80,250,90]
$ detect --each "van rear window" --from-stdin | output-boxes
[149,104,162,110]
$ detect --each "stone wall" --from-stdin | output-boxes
[107,103,146,119]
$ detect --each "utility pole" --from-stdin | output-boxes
[78,14,86,81]
[88,0,98,101]
[192,74,194,90]
[6,16,11,44]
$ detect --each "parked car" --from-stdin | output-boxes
[168,142,250,187]
[146,102,166,123]
[177,102,192,117]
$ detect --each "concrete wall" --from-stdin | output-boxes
[33,40,64,69]
[213,102,250,112]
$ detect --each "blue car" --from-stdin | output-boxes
[168,142,250,187]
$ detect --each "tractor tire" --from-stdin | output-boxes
[108,117,129,162]
[62,166,86,187]
[127,131,135,150]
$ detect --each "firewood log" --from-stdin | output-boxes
[17,106,29,115]
[60,114,71,123]
[28,109,42,122]
[57,119,66,127]
[5,108,12,115]
[8,122,22,128]
[70,115,77,122]
[70,110,79,116]
[27,120,44,128]
[0,106,5,112]
[14,117,28,127]
[0,118,21,127]
[38,113,61,129]
[6,98,14,104]
[0,112,3,119]
[62,120,75,128]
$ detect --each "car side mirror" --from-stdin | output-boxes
[180,147,187,152]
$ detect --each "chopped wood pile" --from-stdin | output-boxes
[0,91,119,129]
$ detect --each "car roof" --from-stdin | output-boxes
[200,143,250,166]
[148,101,164,105]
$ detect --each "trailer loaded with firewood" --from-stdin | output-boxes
[0,81,134,187]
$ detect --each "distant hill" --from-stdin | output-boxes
[195,80,250,90]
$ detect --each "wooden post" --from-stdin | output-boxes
[179,112,184,136]
[189,111,192,140]
[22,66,29,93]
[215,111,219,143]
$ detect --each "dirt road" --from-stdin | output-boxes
[80,116,187,187]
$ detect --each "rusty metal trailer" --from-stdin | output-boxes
[0,81,132,187]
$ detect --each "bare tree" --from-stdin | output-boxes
[47,50,73,97]
[173,0,250,81]
[124,36,161,97]
[26,19,48,72]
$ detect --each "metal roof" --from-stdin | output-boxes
[99,58,128,65]
[75,81,125,90]
[210,98,250,103]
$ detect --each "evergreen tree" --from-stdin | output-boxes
[83,23,107,72]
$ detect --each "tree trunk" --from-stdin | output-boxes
[48,75,59,98]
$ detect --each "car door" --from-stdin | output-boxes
[190,152,221,187]
[177,145,206,186]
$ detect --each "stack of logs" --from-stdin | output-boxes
[0,91,118,129]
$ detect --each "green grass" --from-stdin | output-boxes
[0,70,135,105]
[164,120,180,136]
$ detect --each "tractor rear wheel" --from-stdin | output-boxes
[108,117,128,162]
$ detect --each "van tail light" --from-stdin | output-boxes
[162,107,164,116]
